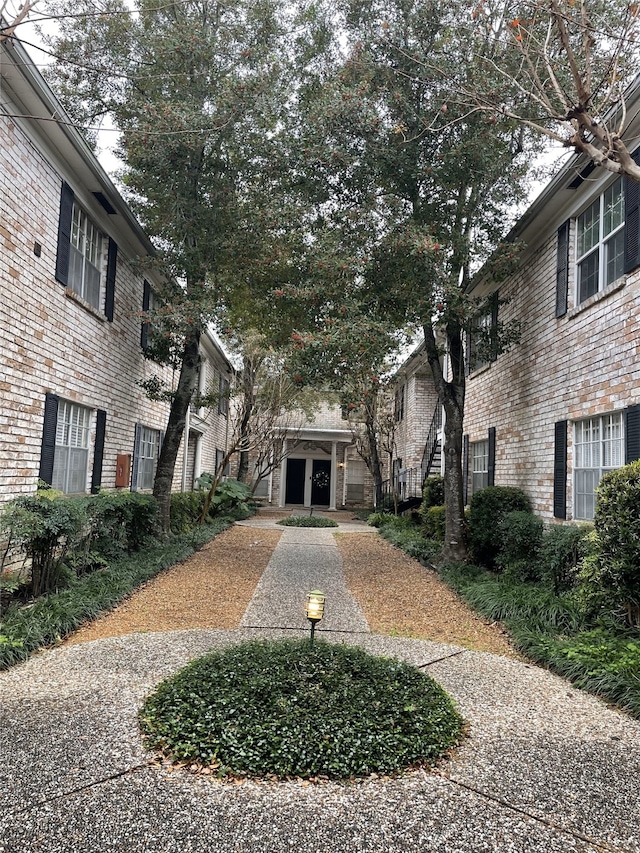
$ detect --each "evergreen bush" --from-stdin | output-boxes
[277,516,338,528]
[591,461,640,626]
[420,476,444,513]
[540,523,590,595]
[423,505,446,541]
[496,511,544,580]
[468,486,531,568]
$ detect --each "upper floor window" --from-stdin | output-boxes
[394,385,405,422]
[468,293,498,373]
[51,401,91,494]
[574,412,623,519]
[576,178,625,303]
[69,205,103,308]
[218,375,230,417]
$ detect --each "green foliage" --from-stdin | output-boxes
[592,461,640,626]
[468,486,531,568]
[421,476,444,512]
[423,505,446,542]
[377,516,441,564]
[139,638,465,779]
[540,524,591,595]
[0,521,231,669]
[87,492,158,558]
[496,511,544,581]
[367,511,394,528]
[277,516,339,528]
[170,491,208,534]
[0,494,86,597]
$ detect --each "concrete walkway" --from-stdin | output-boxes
[0,516,639,853]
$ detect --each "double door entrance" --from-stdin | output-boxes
[285,458,331,506]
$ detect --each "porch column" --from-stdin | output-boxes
[329,441,337,511]
[279,439,287,507]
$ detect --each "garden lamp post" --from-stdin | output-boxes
[305,590,325,646]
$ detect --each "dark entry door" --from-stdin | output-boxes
[311,459,331,505]
[285,458,306,504]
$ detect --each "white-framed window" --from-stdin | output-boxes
[51,401,91,494]
[69,204,103,308]
[346,458,366,502]
[576,178,625,304]
[574,412,623,520]
[471,440,489,495]
[136,426,160,491]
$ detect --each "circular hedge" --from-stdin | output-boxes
[139,639,464,780]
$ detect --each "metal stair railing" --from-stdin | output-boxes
[421,402,443,480]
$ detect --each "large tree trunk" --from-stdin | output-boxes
[423,321,467,562]
[153,325,202,533]
[235,354,259,483]
[365,416,384,509]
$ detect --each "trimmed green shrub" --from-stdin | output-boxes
[496,511,544,580]
[0,494,86,597]
[540,523,591,595]
[592,461,640,626]
[0,520,232,669]
[139,638,465,779]
[468,486,531,568]
[378,517,441,564]
[420,475,444,514]
[423,505,446,541]
[170,491,207,534]
[88,492,158,557]
[277,516,339,528]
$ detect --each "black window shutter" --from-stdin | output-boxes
[487,426,496,486]
[105,238,117,322]
[624,149,640,273]
[462,433,469,506]
[464,329,471,376]
[555,220,570,318]
[131,423,142,492]
[38,393,59,484]
[140,279,151,350]
[553,420,568,519]
[91,410,107,494]
[625,405,640,463]
[55,182,74,286]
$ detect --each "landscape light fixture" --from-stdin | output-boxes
[305,590,325,646]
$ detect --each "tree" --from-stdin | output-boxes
[288,0,529,559]
[43,0,297,531]
[401,1,640,180]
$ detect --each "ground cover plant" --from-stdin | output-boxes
[369,513,441,564]
[139,638,465,780]
[277,516,339,528]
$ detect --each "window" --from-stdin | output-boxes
[346,458,366,502]
[471,440,489,495]
[69,205,103,308]
[51,401,91,493]
[468,294,498,373]
[215,448,230,476]
[574,413,623,519]
[576,178,625,303]
[135,426,160,491]
[218,375,230,417]
[394,385,405,422]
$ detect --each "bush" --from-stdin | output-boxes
[592,461,640,626]
[423,505,446,541]
[468,486,531,568]
[88,492,158,557]
[0,493,86,597]
[496,511,544,580]
[170,491,208,534]
[277,516,338,528]
[139,638,465,779]
[420,475,444,516]
[367,511,394,528]
[540,524,591,595]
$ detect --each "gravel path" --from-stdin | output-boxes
[1,515,639,852]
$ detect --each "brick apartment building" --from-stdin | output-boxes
[0,34,232,503]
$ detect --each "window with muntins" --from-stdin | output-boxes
[471,440,489,495]
[69,205,103,308]
[574,412,623,519]
[576,178,625,303]
[51,401,91,494]
[136,426,160,491]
